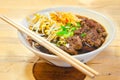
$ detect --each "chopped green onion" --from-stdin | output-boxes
[76,22,81,27]
[61,25,67,31]
[63,32,73,38]
[66,22,72,27]
[56,30,67,36]
[70,27,76,31]
[80,33,87,38]
[56,22,80,38]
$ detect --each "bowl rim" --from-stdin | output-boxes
[18,6,116,59]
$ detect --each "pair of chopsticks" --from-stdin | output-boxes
[0,15,99,78]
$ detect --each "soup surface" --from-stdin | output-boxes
[27,12,107,55]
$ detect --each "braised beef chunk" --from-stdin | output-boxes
[80,46,95,53]
[58,36,83,55]
[84,19,97,27]
[60,46,78,55]
[62,16,107,54]
[67,36,82,50]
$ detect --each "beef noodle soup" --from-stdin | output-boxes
[27,12,107,55]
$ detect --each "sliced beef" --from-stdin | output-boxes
[60,46,78,55]
[74,16,107,54]
[67,36,83,50]
[59,36,83,55]
[84,19,98,27]
[60,17,107,54]
[80,46,95,53]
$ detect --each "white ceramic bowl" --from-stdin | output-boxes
[18,7,115,67]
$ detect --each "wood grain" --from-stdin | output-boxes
[0,0,120,80]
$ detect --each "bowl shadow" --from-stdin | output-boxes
[32,60,86,80]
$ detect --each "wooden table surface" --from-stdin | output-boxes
[0,0,120,80]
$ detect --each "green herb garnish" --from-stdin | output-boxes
[70,27,76,31]
[63,32,74,38]
[56,22,81,38]
[66,22,72,27]
[56,26,68,36]
[56,23,72,38]
[80,33,87,38]
[76,22,81,27]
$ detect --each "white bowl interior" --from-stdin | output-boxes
[18,7,115,67]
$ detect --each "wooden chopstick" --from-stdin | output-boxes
[0,15,99,78]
